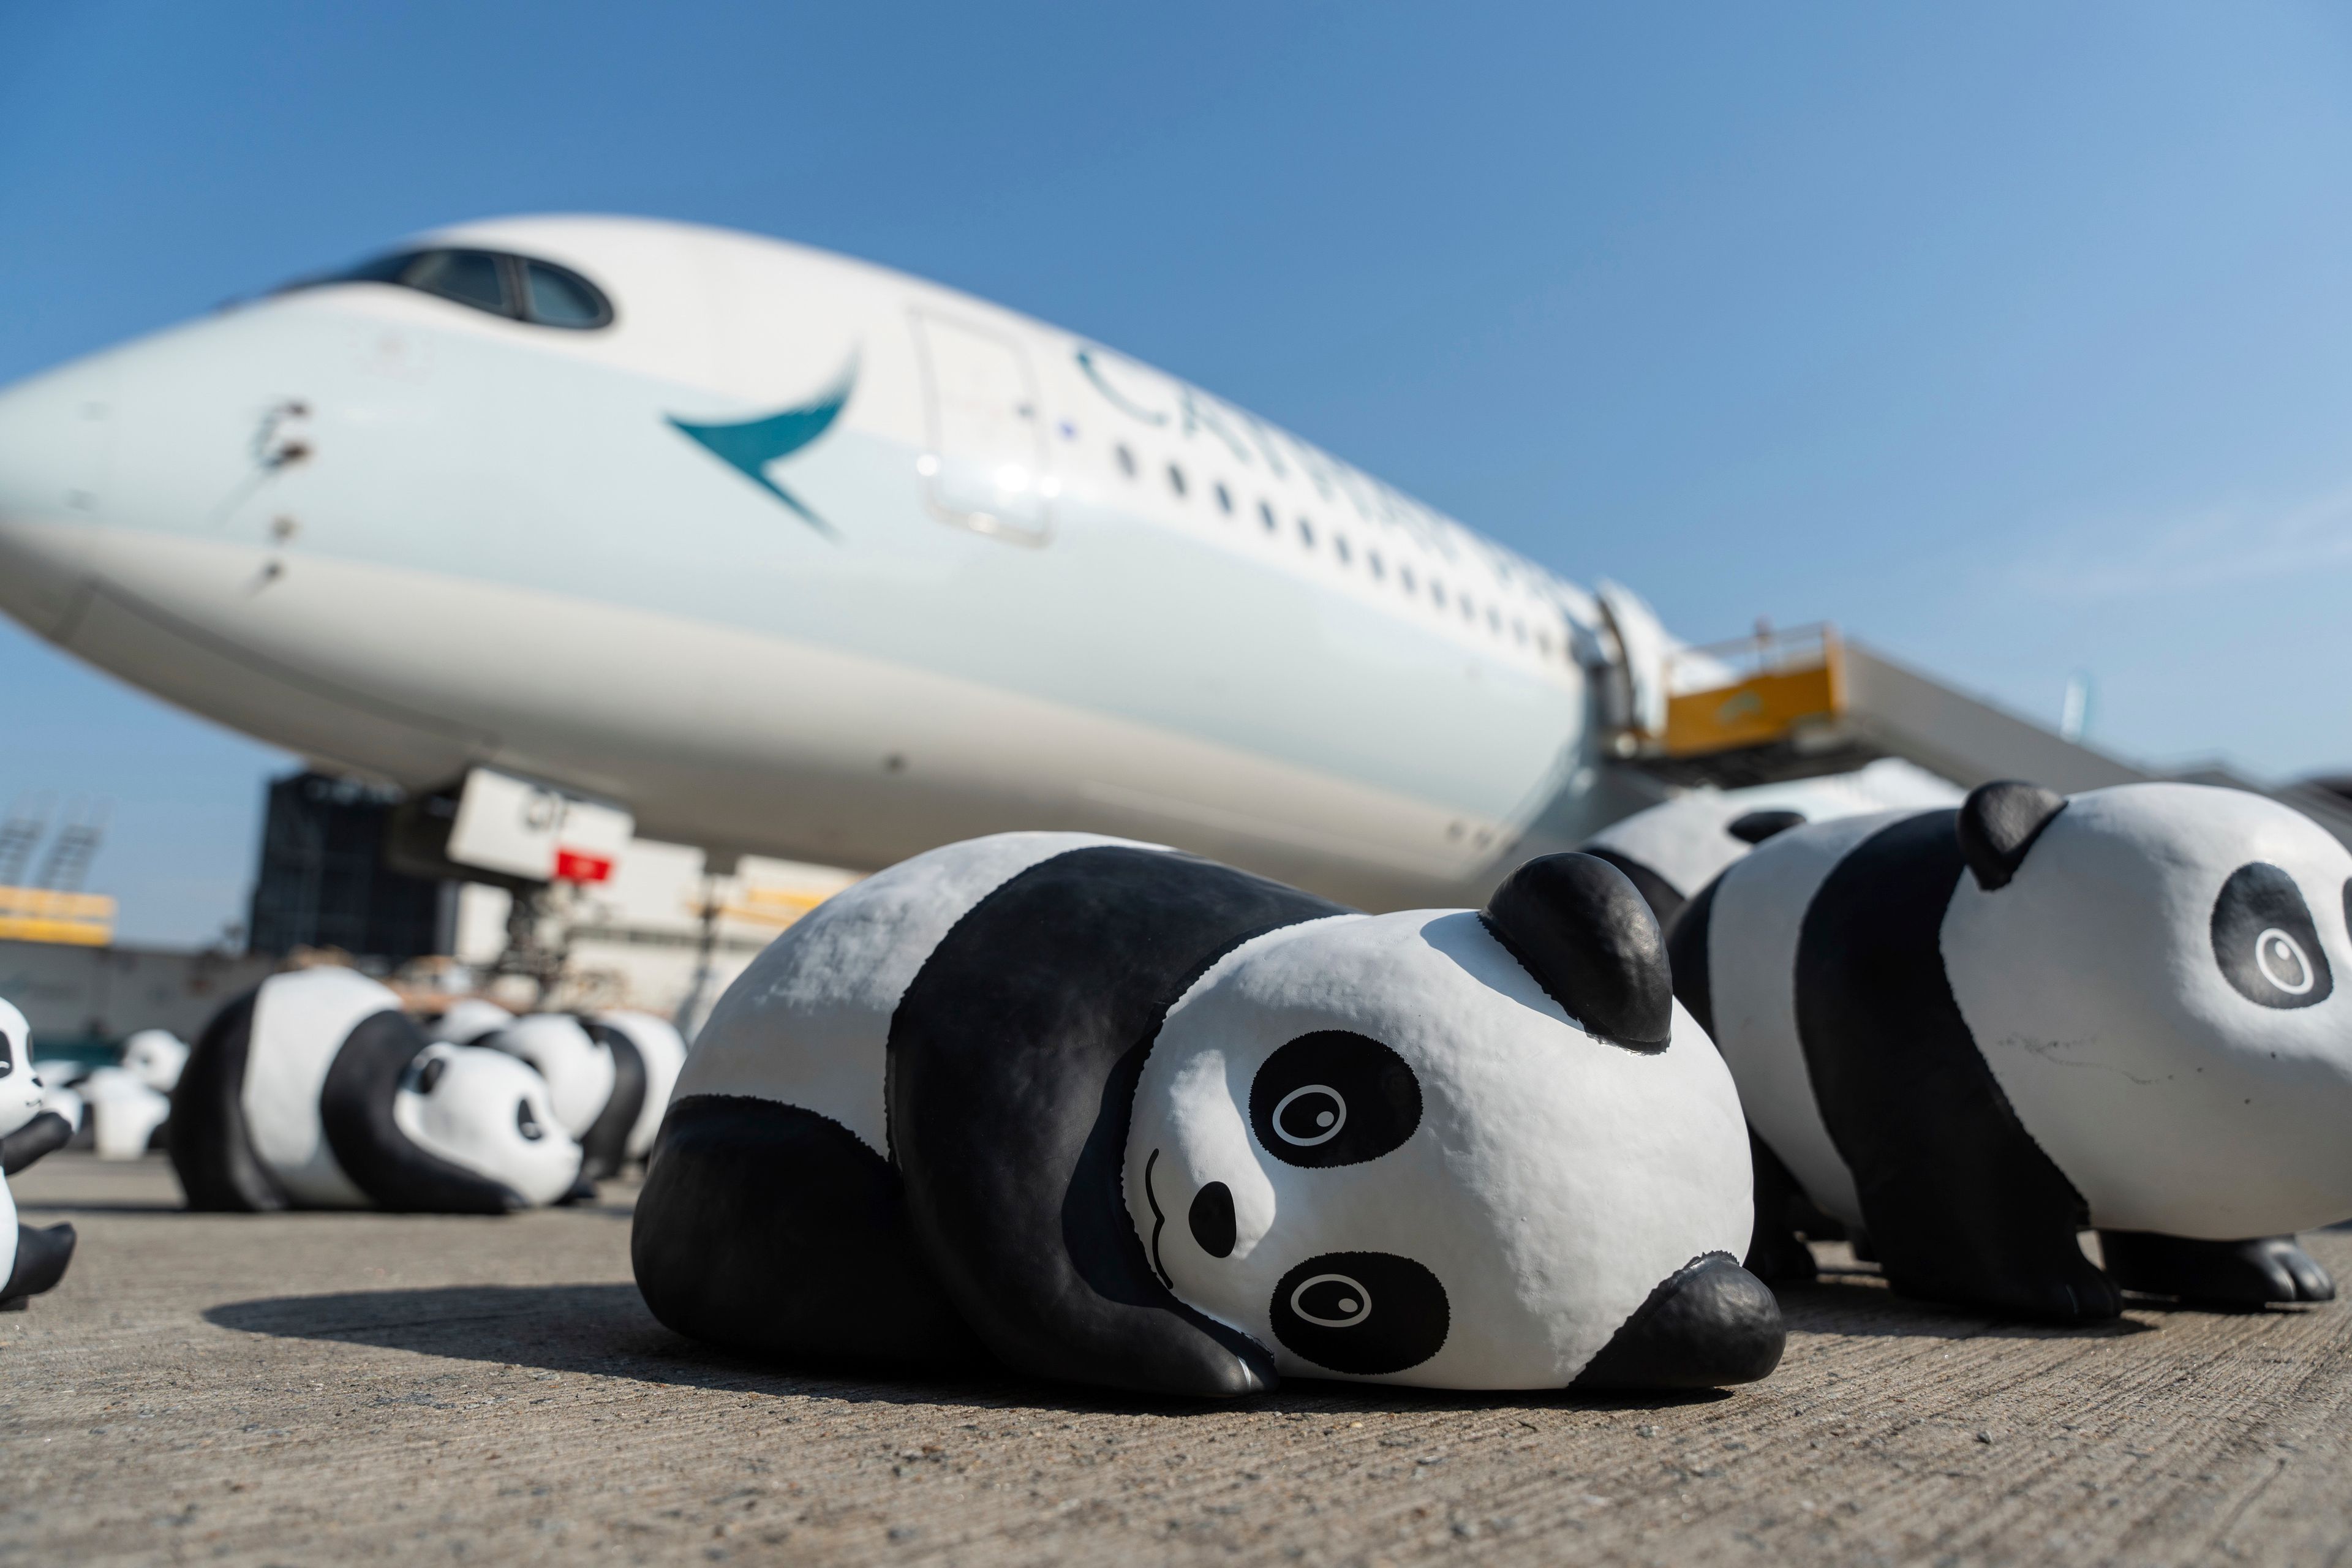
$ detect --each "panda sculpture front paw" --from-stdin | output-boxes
[636,834,1785,1396]
[2100,1232,2337,1308]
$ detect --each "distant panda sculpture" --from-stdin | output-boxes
[173,968,584,1213]
[1580,764,1964,926]
[634,832,1781,1396]
[594,1010,686,1164]
[0,999,76,1310]
[1672,780,2352,1319]
[478,1013,658,1183]
[81,1031,187,1161]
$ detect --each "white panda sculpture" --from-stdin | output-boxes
[0,999,77,1310]
[594,1010,686,1163]
[77,1027,192,1161]
[1672,779,2352,1319]
[1581,765,1963,926]
[478,1012,658,1182]
[172,968,584,1213]
[428,997,517,1046]
[633,832,1781,1396]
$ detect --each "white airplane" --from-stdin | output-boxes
[0,214,1897,909]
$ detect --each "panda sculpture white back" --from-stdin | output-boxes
[0,999,77,1310]
[635,832,1781,1396]
[1673,779,2352,1319]
[1581,763,1962,926]
[173,968,582,1213]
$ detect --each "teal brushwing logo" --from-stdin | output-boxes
[668,354,857,538]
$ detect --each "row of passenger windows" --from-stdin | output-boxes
[295,247,615,330]
[1113,443,1558,659]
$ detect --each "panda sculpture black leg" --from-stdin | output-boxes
[2098,1232,2336,1308]
[1741,1135,1820,1284]
[631,1095,982,1367]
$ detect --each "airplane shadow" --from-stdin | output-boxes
[203,1283,1740,1418]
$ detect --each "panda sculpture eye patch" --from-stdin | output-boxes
[516,1100,544,1140]
[1248,1031,1421,1168]
[2211,862,2334,1010]
[413,1057,445,1095]
[1270,1252,1449,1375]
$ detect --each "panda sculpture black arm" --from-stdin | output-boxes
[0,999,75,1311]
[633,832,1785,1396]
[1673,780,2351,1319]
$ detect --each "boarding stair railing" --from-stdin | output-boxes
[1604,622,2352,851]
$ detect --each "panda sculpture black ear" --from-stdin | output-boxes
[1483,853,1673,1051]
[1956,781,2067,892]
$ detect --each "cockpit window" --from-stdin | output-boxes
[523,260,606,327]
[407,250,510,315]
[290,247,615,330]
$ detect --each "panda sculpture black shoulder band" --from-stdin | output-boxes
[887,844,1347,1397]
[1793,809,2104,1311]
[578,1021,648,1182]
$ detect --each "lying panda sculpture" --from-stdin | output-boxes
[1673,779,2352,1319]
[173,968,584,1213]
[635,832,1782,1396]
[0,999,77,1310]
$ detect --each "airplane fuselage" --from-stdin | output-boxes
[0,216,1646,908]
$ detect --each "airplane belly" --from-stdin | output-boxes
[60,531,1526,908]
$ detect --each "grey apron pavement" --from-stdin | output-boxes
[4,1153,2349,1566]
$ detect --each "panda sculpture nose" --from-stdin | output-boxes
[1570,1252,1785,1390]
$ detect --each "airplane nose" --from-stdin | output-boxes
[0,359,112,637]
[1570,1251,1786,1390]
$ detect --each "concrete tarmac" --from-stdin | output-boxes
[5,1152,2350,1567]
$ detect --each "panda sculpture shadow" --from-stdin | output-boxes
[1764,1273,2156,1342]
[205,1281,1742,1417]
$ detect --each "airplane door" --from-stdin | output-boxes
[911,312,1050,545]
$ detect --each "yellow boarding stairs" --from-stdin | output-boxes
[0,886,117,946]
[1605,619,2352,851]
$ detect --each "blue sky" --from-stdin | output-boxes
[6,2,2352,943]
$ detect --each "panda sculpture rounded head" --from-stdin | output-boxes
[1675,779,2352,1319]
[633,833,1782,1396]
[173,968,583,1213]
[0,998,77,1309]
